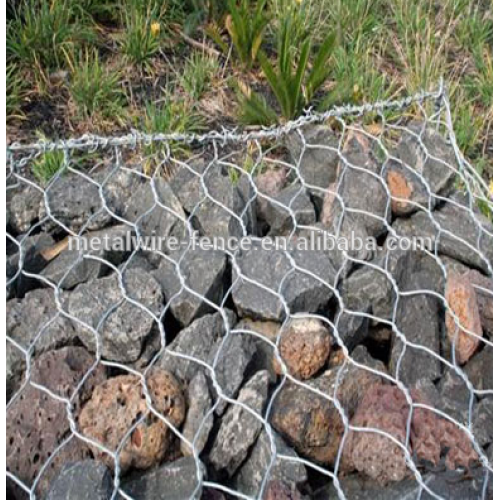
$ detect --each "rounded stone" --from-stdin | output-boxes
[274,319,331,380]
[79,369,185,472]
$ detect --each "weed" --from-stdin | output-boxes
[32,147,66,185]
[68,50,126,124]
[184,0,228,34]
[7,64,26,122]
[225,0,269,68]
[180,52,218,101]
[7,0,95,73]
[239,13,336,124]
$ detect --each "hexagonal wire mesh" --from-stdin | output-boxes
[6,84,493,500]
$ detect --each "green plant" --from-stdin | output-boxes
[120,0,165,67]
[180,52,218,100]
[225,0,269,67]
[141,95,205,174]
[239,14,336,124]
[69,50,126,123]
[7,64,26,121]
[32,148,66,185]
[183,0,228,34]
[7,0,95,72]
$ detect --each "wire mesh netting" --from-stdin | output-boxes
[6,86,493,500]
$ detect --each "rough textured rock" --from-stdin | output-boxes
[41,225,133,289]
[232,431,307,497]
[390,272,441,385]
[181,371,214,456]
[285,124,339,208]
[159,310,237,385]
[210,333,257,415]
[232,240,337,321]
[153,249,227,327]
[122,457,204,500]
[436,369,471,426]
[209,370,271,476]
[264,480,304,500]
[6,347,106,498]
[7,232,55,296]
[392,203,493,274]
[473,398,493,447]
[271,347,385,465]
[7,288,76,398]
[445,272,483,364]
[334,307,371,349]
[331,131,390,237]
[386,123,457,216]
[46,460,113,500]
[99,166,143,217]
[8,186,44,234]
[464,347,493,394]
[79,369,185,472]
[41,174,112,233]
[342,384,409,484]
[263,185,316,236]
[255,167,288,219]
[123,178,187,251]
[67,269,163,363]
[191,170,256,241]
[274,318,331,380]
[466,270,493,335]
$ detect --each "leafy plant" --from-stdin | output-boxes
[225,0,269,67]
[7,64,26,122]
[120,0,165,67]
[141,95,205,174]
[32,148,66,185]
[239,14,336,124]
[180,52,218,100]
[7,0,95,72]
[183,0,228,34]
[68,50,126,124]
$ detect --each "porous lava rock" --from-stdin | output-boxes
[79,369,185,472]
[273,318,332,380]
[6,347,106,498]
[445,272,483,364]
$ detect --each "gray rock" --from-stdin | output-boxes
[8,186,44,234]
[169,158,209,213]
[386,123,457,215]
[7,232,55,296]
[67,269,163,363]
[437,369,471,426]
[123,457,204,500]
[332,131,390,238]
[472,397,493,447]
[210,333,257,415]
[41,174,112,233]
[181,371,214,456]
[99,165,143,216]
[6,288,76,398]
[41,225,133,289]
[335,307,370,349]
[232,240,337,321]
[46,460,113,500]
[464,347,493,394]
[314,470,488,500]
[263,185,316,236]
[192,169,257,241]
[123,178,187,251]
[390,272,441,386]
[392,203,493,274]
[209,370,271,476]
[285,124,339,209]
[232,430,307,497]
[159,310,237,384]
[153,248,227,326]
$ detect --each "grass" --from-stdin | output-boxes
[68,50,126,125]
[6,0,493,181]
[32,148,66,185]
[7,0,95,77]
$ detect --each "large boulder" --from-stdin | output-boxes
[6,347,106,499]
[66,269,163,363]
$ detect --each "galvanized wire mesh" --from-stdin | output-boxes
[6,86,493,500]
